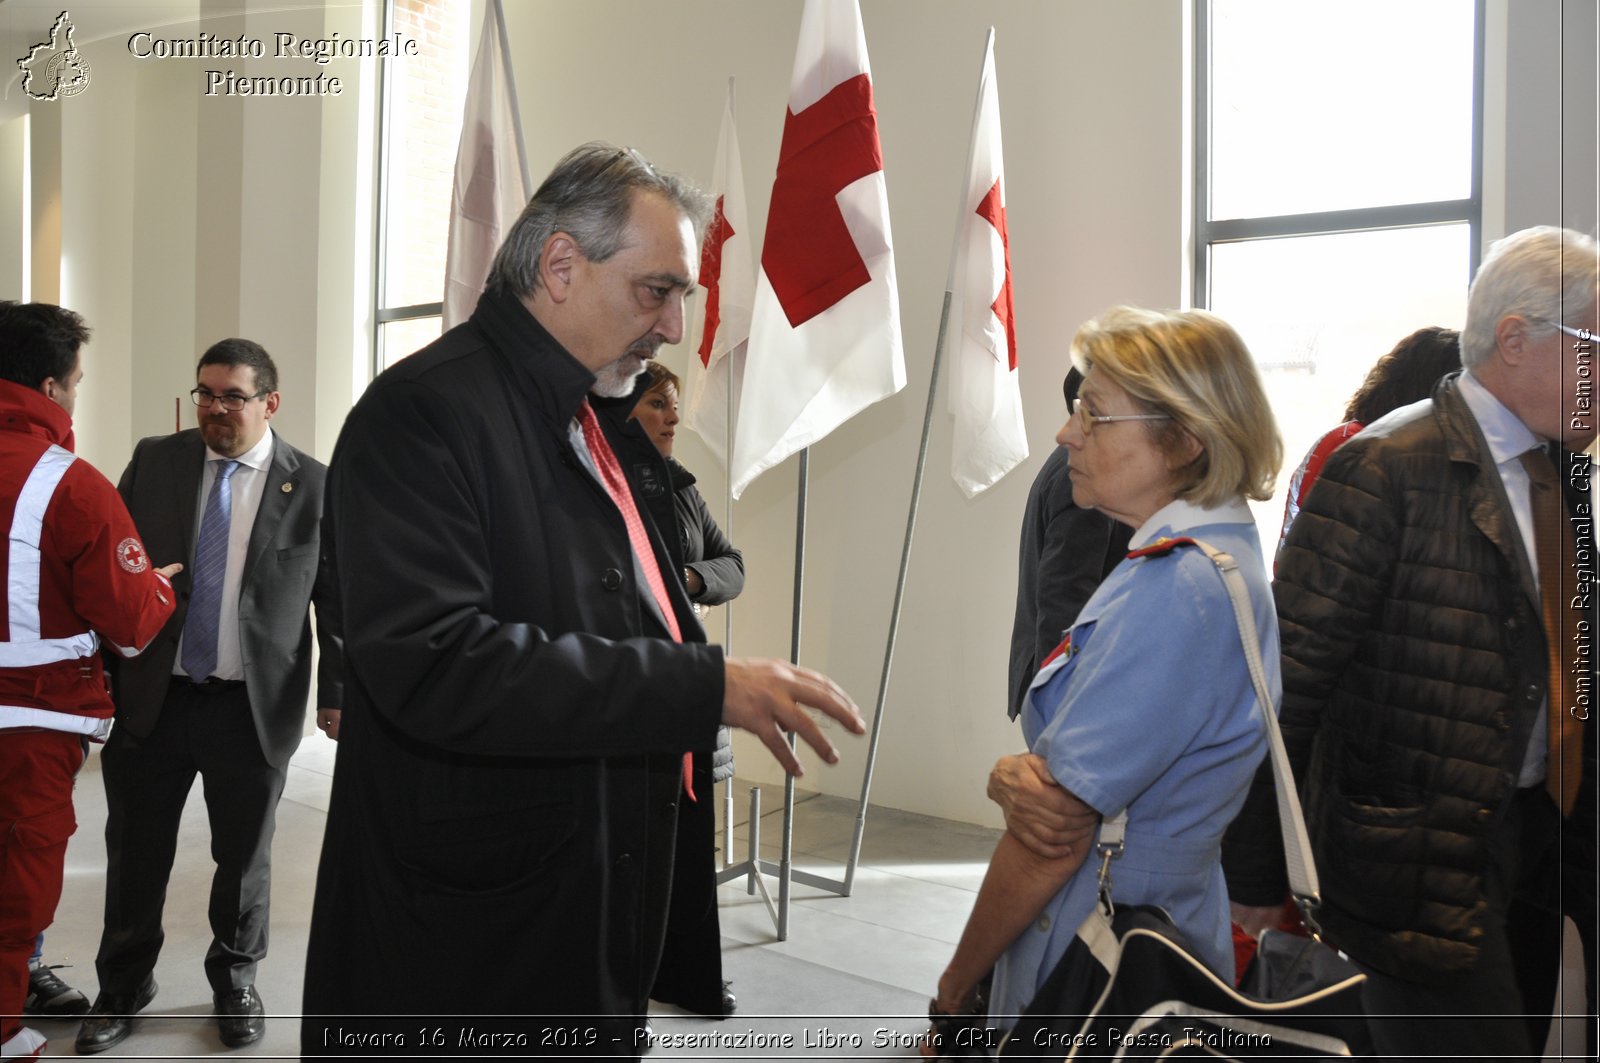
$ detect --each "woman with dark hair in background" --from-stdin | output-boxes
[1278,326,1462,550]
[631,362,742,1020]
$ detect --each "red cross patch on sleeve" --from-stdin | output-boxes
[116,537,150,574]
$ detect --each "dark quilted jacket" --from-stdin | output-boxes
[1223,374,1550,980]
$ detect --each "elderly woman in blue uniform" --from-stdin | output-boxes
[924,306,1283,1046]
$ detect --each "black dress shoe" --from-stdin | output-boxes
[216,985,265,1048]
[720,980,737,1016]
[74,976,158,1055]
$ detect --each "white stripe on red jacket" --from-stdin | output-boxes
[0,380,176,739]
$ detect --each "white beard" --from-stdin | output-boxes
[591,351,648,398]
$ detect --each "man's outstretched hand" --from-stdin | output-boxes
[722,657,864,777]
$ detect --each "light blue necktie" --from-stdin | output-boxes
[181,459,240,680]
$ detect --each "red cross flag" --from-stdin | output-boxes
[947,29,1026,497]
[442,0,529,330]
[682,80,754,467]
[729,0,906,499]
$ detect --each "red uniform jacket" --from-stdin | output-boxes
[0,380,175,738]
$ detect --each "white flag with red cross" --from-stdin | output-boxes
[947,28,1026,497]
[682,81,754,467]
[729,0,906,499]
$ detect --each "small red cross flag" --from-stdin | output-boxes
[947,28,1026,497]
[682,80,754,468]
[442,0,530,330]
[729,0,906,499]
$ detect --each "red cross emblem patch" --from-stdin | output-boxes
[116,537,149,574]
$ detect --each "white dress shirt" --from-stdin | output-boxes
[1456,370,1548,786]
[174,426,275,681]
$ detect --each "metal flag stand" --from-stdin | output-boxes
[714,295,953,936]
[835,25,1006,894]
[700,74,792,932]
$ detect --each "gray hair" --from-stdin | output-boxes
[1461,226,1599,368]
[484,142,712,299]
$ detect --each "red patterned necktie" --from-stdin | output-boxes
[576,400,694,799]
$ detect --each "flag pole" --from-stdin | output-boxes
[839,292,951,894]
[841,27,998,892]
[719,75,738,881]
[779,447,808,937]
[489,0,530,193]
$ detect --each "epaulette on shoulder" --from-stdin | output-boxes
[1126,535,1198,560]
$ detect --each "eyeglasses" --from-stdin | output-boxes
[190,387,265,413]
[1537,319,1595,344]
[1071,397,1171,436]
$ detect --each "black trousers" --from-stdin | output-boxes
[1360,786,1596,1062]
[649,753,725,1016]
[95,679,286,996]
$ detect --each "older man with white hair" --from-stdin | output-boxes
[1226,225,1599,1060]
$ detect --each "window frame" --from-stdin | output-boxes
[370,0,452,377]
[1191,0,1487,310]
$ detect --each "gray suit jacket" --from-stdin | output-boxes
[112,428,343,768]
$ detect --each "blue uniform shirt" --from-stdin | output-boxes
[990,498,1280,1025]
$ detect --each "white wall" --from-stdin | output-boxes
[0,0,1588,828]
[0,0,369,473]
[0,116,25,300]
[1500,0,1598,239]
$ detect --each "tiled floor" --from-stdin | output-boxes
[24,736,1593,1060]
[27,738,989,1059]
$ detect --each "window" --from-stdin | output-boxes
[373,0,471,371]
[1194,0,1483,545]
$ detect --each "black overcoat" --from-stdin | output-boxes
[301,289,723,1055]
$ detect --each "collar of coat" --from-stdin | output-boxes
[1433,370,1543,608]
[665,456,695,492]
[0,378,74,450]
[469,286,653,434]
[1432,370,1528,478]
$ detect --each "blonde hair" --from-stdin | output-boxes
[1070,307,1281,506]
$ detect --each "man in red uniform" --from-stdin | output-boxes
[0,303,180,1060]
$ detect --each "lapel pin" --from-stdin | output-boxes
[281,482,294,494]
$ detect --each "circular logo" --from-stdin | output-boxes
[116,537,149,574]
[45,50,91,99]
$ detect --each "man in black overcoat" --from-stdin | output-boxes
[301,143,862,1059]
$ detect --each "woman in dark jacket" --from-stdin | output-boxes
[632,362,741,1017]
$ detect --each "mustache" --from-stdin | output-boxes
[627,338,662,358]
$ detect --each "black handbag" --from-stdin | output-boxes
[991,539,1372,1060]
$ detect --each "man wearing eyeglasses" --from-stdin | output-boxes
[301,143,862,1057]
[1225,226,1599,1060]
[76,338,343,1056]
